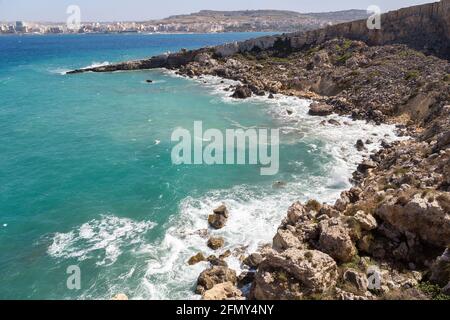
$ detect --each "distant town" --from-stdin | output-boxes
[0,21,181,34]
[0,9,369,35]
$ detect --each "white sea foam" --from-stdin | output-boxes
[81,61,111,70]
[49,68,72,75]
[131,72,407,300]
[47,215,156,267]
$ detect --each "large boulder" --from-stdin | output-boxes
[188,252,206,265]
[207,236,225,250]
[342,268,369,294]
[308,102,334,116]
[231,85,252,99]
[202,282,244,300]
[286,201,308,225]
[357,160,378,172]
[251,248,338,299]
[376,192,450,247]
[207,255,228,267]
[355,139,366,152]
[433,130,450,152]
[196,266,237,294]
[273,228,304,251]
[318,218,357,263]
[208,205,229,229]
[353,211,378,231]
[312,51,331,67]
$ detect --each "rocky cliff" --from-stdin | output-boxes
[68,0,450,75]
[179,38,449,300]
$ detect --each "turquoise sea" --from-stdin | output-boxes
[0,33,398,299]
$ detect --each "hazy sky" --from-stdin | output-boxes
[0,0,438,22]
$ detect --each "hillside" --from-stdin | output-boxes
[145,9,369,33]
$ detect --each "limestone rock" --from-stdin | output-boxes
[308,102,334,116]
[207,236,225,250]
[273,228,304,251]
[231,85,252,99]
[286,201,308,225]
[208,255,228,267]
[196,266,237,294]
[208,205,229,229]
[376,192,450,247]
[188,252,206,265]
[343,269,369,293]
[354,211,378,231]
[202,282,244,300]
[357,160,377,172]
[335,287,371,300]
[312,51,330,67]
[430,249,450,287]
[443,282,450,295]
[319,204,341,218]
[243,253,263,269]
[252,248,338,299]
[213,204,229,217]
[318,218,357,263]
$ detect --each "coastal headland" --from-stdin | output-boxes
[68,0,450,300]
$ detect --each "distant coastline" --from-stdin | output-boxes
[0,9,368,35]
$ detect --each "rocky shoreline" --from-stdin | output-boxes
[171,38,449,300]
[69,2,450,301]
[174,38,449,300]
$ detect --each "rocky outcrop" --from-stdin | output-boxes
[67,48,211,74]
[111,293,129,300]
[67,1,450,77]
[251,248,338,300]
[318,218,357,263]
[231,85,252,99]
[208,205,229,229]
[207,236,225,250]
[188,34,449,298]
[196,266,237,294]
[342,269,369,294]
[429,249,450,286]
[214,0,450,60]
[64,1,450,301]
[376,192,450,247]
[243,253,263,269]
[354,211,378,231]
[308,102,334,116]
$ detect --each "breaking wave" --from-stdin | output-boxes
[48,215,156,267]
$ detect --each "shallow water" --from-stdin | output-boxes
[0,33,400,299]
